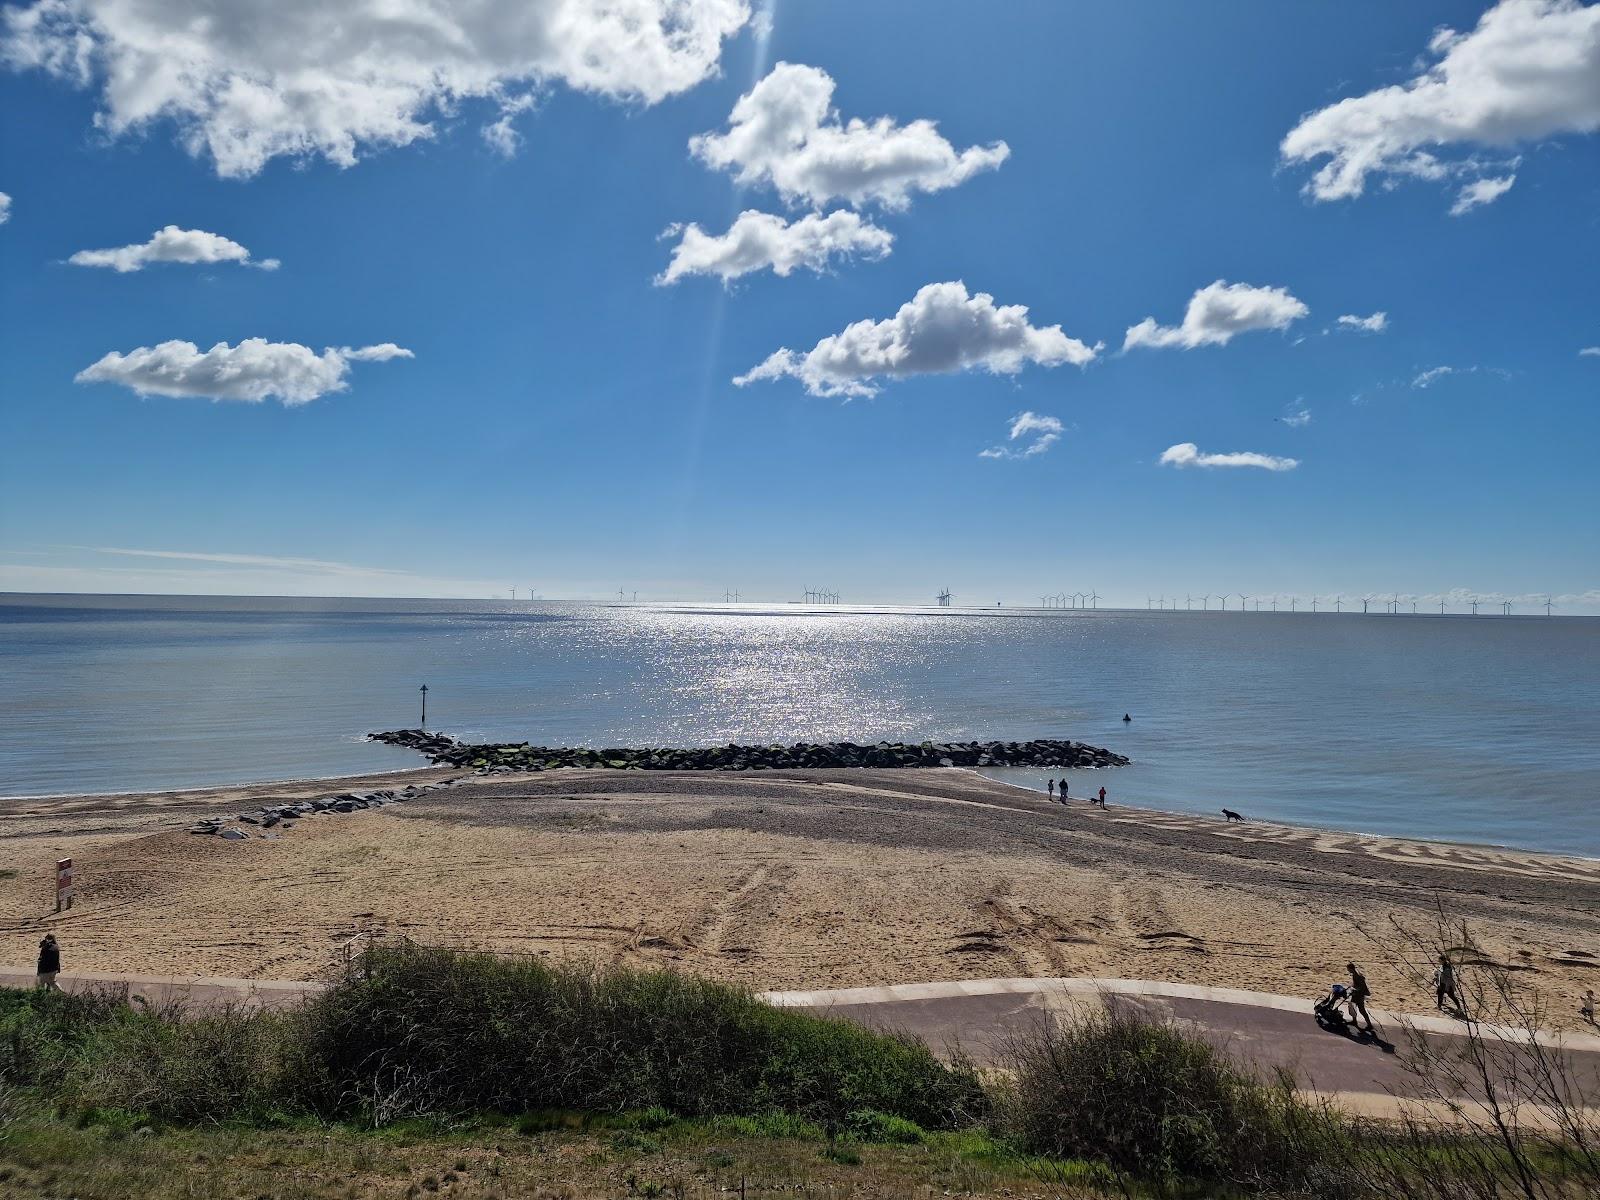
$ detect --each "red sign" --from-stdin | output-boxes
[55,858,74,911]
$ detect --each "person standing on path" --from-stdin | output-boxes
[1060,777,1069,802]
[1047,778,1055,800]
[36,934,61,991]
[1346,962,1375,1033]
[1434,953,1463,1015]
[1097,785,1107,808]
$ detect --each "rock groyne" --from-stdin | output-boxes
[368,729,1130,773]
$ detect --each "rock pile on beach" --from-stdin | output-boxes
[186,780,455,839]
[368,729,1129,774]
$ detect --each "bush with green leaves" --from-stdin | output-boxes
[297,945,987,1129]
[995,1002,1353,1197]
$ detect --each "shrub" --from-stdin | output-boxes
[295,946,988,1129]
[995,1002,1352,1196]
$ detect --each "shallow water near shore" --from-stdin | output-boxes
[2,594,1597,856]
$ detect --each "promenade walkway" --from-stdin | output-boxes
[6,969,1598,1115]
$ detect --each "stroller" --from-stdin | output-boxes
[1314,983,1352,1032]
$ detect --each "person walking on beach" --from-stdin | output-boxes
[1047,778,1055,800]
[1346,962,1374,1033]
[1434,953,1463,1016]
[1060,777,1069,801]
[1097,785,1107,809]
[36,934,61,991]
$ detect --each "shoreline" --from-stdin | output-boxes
[4,766,1598,1028]
[976,769,1600,866]
[9,758,1592,867]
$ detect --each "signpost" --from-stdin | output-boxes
[55,858,74,912]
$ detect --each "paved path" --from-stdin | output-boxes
[764,977,1600,1110]
[8,968,1598,1112]
[0,968,324,1012]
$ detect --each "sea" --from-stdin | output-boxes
[2,594,1597,858]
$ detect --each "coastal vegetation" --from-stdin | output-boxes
[2,945,1596,1198]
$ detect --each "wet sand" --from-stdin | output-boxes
[3,768,1598,1024]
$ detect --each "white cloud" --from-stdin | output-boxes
[689,61,1009,209]
[0,191,10,223]
[1336,311,1388,333]
[1278,407,1313,427]
[1123,280,1309,351]
[2,0,749,178]
[1412,365,1458,388]
[1159,442,1299,472]
[735,280,1099,398]
[1580,346,1600,357]
[979,411,1063,459]
[656,208,892,285]
[1281,0,1600,207]
[1449,173,1517,214]
[68,224,278,272]
[75,338,412,405]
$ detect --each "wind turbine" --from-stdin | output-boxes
[1470,597,1479,616]
[1240,593,1252,613]
[1289,597,1297,613]
[1217,593,1231,612]
[617,587,626,603]
[1311,596,1318,613]
[1334,595,1343,614]
[1074,591,1087,609]
[1392,591,1401,615]
[1439,599,1446,615]
[1502,600,1513,616]
[1361,595,1372,615]
[1270,596,1278,613]
[1545,596,1555,617]
[1090,591,1100,609]
[1147,596,1153,610]
[1201,594,1210,611]
[1411,600,1417,615]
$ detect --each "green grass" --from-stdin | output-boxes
[3,951,1596,1199]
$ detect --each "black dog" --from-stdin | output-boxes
[1221,808,1244,823]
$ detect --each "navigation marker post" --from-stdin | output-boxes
[55,858,74,912]
[419,684,429,727]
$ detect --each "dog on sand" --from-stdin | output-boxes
[1221,808,1244,823]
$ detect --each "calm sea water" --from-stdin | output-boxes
[2,595,1597,856]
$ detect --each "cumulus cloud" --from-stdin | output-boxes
[979,411,1063,459]
[1278,407,1313,427]
[1580,346,1600,357]
[68,224,278,272]
[1124,280,1309,351]
[1159,442,1299,472]
[1281,0,1600,208]
[2,0,749,178]
[1449,173,1518,214]
[735,280,1099,398]
[689,62,1009,209]
[656,209,892,285]
[75,338,412,405]
[1336,311,1388,333]
[0,191,10,223]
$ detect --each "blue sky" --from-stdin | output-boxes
[2,0,1597,610]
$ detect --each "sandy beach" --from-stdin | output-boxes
[4,768,1598,1025]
